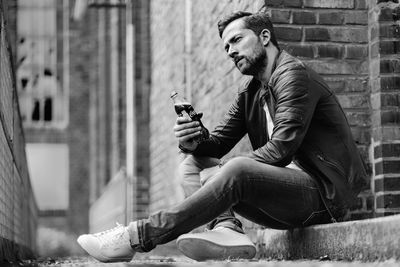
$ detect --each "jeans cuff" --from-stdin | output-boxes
[207,217,244,234]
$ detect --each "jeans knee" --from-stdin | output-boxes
[178,155,220,196]
[178,155,220,178]
[223,157,253,173]
[219,157,254,184]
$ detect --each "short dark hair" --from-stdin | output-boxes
[217,11,280,49]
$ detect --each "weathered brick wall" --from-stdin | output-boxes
[150,0,187,212]
[150,0,399,224]
[369,0,400,217]
[267,0,372,219]
[0,1,38,260]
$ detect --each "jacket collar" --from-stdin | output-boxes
[255,49,284,96]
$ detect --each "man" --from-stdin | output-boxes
[77,11,367,262]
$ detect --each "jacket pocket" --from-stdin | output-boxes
[316,154,345,178]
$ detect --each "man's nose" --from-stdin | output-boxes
[227,46,237,58]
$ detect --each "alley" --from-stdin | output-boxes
[9,257,400,267]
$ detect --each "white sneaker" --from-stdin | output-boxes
[176,227,256,261]
[77,223,135,262]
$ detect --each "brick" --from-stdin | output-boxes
[347,78,369,92]
[304,27,330,41]
[380,76,400,91]
[267,0,302,7]
[354,0,368,9]
[286,44,314,58]
[375,160,400,175]
[370,42,380,58]
[372,124,400,141]
[317,44,344,58]
[381,110,400,125]
[271,9,291,23]
[303,0,354,9]
[345,45,368,59]
[378,6,400,22]
[379,24,400,38]
[344,11,368,25]
[306,60,368,75]
[370,24,379,41]
[283,0,303,7]
[329,27,368,43]
[325,78,345,92]
[379,40,400,55]
[292,11,316,24]
[324,77,368,93]
[274,26,302,41]
[380,58,400,73]
[345,111,370,127]
[374,143,400,158]
[305,27,367,43]
[351,126,371,145]
[366,195,374,210]
[267,0,285,7]
[376,193,400,209]
[381,93,400,107]
[337,94,369,109]
[319,12,344,25]
[352,197,364,210]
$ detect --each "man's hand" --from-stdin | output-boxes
[173,116,202,152]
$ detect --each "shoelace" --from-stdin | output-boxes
[94,222,123,236]
[94,223,127,247]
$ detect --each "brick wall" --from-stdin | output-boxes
[267,0,372,219]
[369,0,400,217]
[147,0,400,230]
[0,1,38,260]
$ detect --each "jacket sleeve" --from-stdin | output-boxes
[248,65,320,166]
[192,92,247,158]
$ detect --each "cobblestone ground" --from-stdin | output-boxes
[3,256,400,267]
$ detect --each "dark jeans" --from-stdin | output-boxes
[132,155,331,252]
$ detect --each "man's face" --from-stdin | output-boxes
[222,19,267,76]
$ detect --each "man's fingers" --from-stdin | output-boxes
[174,126,202,137]
[176,116,192,124]
[173,121,200,132]
[178,131,202,142]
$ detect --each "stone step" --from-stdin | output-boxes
[252,214,400,261]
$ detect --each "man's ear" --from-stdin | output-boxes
[260,29,271,46]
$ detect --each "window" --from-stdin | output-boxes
[17,0,67,128]
[26,143,69,210]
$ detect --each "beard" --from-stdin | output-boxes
[235,46,267,76]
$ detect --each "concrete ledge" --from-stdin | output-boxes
[252,214,400,261]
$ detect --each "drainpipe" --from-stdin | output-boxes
[125,0,136,224]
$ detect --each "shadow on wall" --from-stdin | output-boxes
[37,227,83,258]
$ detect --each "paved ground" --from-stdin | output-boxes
[3,256,400,267]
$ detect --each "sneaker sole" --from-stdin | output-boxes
[177,237,256,261]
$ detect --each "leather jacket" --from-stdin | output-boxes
[192,50,367,218]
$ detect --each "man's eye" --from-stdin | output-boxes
[234,37,242,42]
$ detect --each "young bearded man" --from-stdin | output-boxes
[77,11,367,262]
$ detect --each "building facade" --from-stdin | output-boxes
[0,0,38,261]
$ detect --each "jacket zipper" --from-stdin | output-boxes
[316,154,345,177]
[315,154,345,223]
